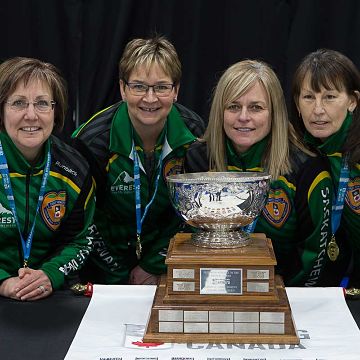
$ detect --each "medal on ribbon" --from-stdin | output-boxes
[132,136,165,260]
[328,153,349,262]
[327,235,339,261]
[136,233,142,260]
[0,140,51,267]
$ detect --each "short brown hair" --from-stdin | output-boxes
[119,36,181,86]
[0,57,68,131]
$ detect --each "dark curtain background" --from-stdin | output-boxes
[1,0,360,139]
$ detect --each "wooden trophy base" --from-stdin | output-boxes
[143,233,299,344]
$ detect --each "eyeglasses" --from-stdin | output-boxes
[6,98,56,113]
[124,81,175,97]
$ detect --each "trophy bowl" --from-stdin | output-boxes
[167,172,271,248]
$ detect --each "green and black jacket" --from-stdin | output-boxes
[72,101,205,284]
[185,137,340,286]
[0,132,96,289]
[305,113,360,287]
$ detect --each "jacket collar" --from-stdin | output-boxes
[304,112,352,154]
[226,136,268,171]
[0,131,50,173]
[109,102,196,158]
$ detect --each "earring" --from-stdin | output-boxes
[298,111,301,118]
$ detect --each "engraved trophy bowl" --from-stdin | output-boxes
[167,172,271,248]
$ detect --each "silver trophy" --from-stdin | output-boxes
[167,172,271,248]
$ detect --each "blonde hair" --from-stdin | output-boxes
[119,35,181,86]
[0,57,67,132]
[205,60,305,179]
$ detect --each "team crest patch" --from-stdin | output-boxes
[163,157,184,180]
[262,188,291,228]
[346,177,360,214]
[40,191,66,231]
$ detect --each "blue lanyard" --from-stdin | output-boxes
[244,217,258,234]
[244,189,270,234]
[332,153,349,235]
[331,153,350,287]
[0,139,51,267]
[132,139,165,259]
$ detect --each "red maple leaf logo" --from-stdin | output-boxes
[132,341,164,348]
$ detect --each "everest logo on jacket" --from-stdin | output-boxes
[0,201,16,227]
[111,171,135,194]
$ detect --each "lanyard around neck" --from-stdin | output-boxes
[332,153,349,235]
[244,192,269,234]
[132,138,165,259]
[244,217,258,234]
[0,139,51,267]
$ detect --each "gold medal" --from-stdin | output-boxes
[70,283,87,295]
[327,235,339,261]
[345,288,360,297]
[136,234,142,260]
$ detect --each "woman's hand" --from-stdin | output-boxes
[15,268,53,301]
[129,265,159,285]
[0,277,23,300]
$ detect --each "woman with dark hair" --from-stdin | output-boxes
[292,49,360,287]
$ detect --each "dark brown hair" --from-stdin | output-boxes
[292,49,360,165]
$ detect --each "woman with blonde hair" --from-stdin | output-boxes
[186,60,342,286]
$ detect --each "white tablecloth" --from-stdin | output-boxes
[65,285,360,360]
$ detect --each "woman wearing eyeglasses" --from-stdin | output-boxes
[72,36,205,285]
[0,57,95,300]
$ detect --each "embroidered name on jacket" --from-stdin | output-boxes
[346,176,360,214]
[40,191,67,230]
[262,188,291,228]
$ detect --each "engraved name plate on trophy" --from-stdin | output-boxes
[144,233,299,344]
[200,268,242,295]
[144,173,299,344]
